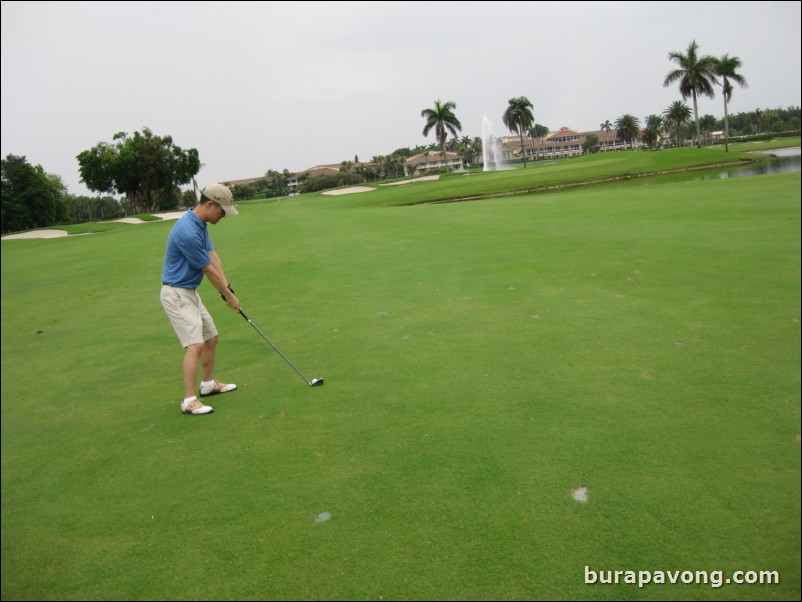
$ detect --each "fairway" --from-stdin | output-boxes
[2,170,800,600]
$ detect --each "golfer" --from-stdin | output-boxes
[160,183,241,415]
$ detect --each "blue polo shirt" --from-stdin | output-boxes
[162,210,213,289]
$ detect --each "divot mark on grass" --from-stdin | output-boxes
[572,486,588,502]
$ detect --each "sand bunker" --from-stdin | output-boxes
[111,217,148,224]
[2,229,71,240]
[153,211,187,221]
[382,175,440,186]
[318,176,441,196]
[2,211,186,240]
[321,186,376,196]
[109,211,187,224]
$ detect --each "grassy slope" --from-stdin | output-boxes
[1,161,799,600]
[328,146,786,207]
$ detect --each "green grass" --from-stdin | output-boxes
[729,136,801,152]
[2,154,800,600]
[284,142,799,208]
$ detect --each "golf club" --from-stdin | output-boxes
[222,287,323,387]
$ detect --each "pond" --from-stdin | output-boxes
[596,147,800,189]
[691,147,801,180]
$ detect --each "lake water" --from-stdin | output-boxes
[690,147,801,180]
[596,147,800,189]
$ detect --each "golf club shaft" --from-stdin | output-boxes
[239,310,312,385]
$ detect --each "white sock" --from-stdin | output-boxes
[201,380,215,388]
[183,396,197,405]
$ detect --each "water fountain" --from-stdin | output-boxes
[481,115,507,171]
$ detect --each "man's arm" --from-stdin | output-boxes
[204,251,240,311]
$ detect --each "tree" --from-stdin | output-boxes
[458,144,475,167]
[614,114,641,149]
[65,194,124,223]
[387,154,405,178]
[421,100,463,166]
[532,124,550,140]
[663,101,693,147]
[643,115,664,148]
[582,134,600,154]
[354,163,370,182]
[663,40,718,148]
[181,189,199,207]
[525,124,550,160]
[502,96,535,167]
[265,169,290,197]
[753,109,763,134]
[645,114,664,131]
[698,114,718,145]
[76,127,200,214]
[598,121,613,152]
[1,154,69,233]
[713,54,748,152]
[764,110,780,132]
[641,127,660,150]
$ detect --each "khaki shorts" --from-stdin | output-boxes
[160,285,218,348]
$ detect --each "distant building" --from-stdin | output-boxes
[499,126,641,161]
[285,164,341,193]
[403,151,463,176]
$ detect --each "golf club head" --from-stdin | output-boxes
[309,378,324,387]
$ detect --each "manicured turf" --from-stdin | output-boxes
[1,151,799,600]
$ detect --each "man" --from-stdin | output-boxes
[160,183,241,415]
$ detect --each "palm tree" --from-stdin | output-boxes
[713,54,748,152]
[663,101,693,147]
[645,114,663,131]
[614,114,641,149]
[753,108,763,134]
[699,114,718,145]
[526,124,550,160]
[663,40,718,147]
[644,115,664,149]
[528,124,549,142]
[599,120,613,151]
[764,110,780,133]
[421,100,463,167]
[502,96,535,167]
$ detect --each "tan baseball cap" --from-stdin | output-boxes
[201,183,238,215]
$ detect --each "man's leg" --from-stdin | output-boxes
[198,334,237,397]
[183,342,204,400]
[200,335,218,382]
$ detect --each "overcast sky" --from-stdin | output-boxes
[2,0,800,197]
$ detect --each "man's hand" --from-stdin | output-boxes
[221,284,241,312]
[220,284,234,301]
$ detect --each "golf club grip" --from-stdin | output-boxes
[220,284,235,301]
[218,285,247,320]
